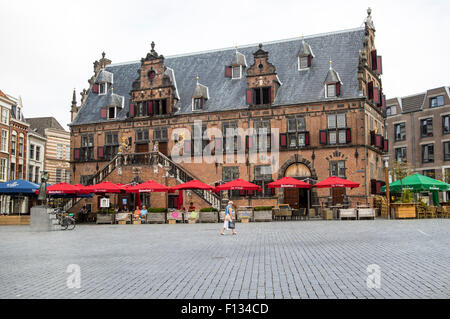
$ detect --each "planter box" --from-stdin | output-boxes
[118,220,127,225]
[96,213,115,224]
[188,218,197,224]
[199,211,218,223]
[168,219,176,224]
[322,209,333,220]
[0,215,30,225]
[253,210,272,222]
[133,220,141,225]
[237,209,253,222]
[392,204,416,219]
[149,212,166,224]
[241,218,249,224]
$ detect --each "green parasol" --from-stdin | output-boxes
[381,173,450,205]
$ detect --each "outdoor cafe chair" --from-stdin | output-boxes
[425,206,437,219]
[417,206,426,219]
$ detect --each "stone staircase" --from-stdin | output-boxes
[69,151,221,211]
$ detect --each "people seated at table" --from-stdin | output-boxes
[134,206,141,220]
[188,202,195,212]
[140,205,148,221]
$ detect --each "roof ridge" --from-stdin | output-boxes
[108,26,365,67]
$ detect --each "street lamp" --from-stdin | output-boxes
[382,155,391,219]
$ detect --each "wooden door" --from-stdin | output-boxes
[159,142,168,156]
[284,189,299,209]
[332,188,345,205]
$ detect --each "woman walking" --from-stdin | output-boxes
[221,201,236,236]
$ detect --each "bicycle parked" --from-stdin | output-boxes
[51,208,76,230]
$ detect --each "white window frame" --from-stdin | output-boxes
[298,56,309,71]
[99,82,108,95]
[0,158,6,182]
[232,66,242,80]
[57,144,63,160]
[18,134,24,158]
[108,106,116,119]
[326,83,336,98]
[1,109,9,125]
[1,129,8,153]
[65,145,70,161]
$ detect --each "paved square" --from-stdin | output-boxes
[0,219,449,299]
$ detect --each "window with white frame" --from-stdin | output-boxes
[65,145,70,161]
[34,166,40,184]
[0,159,6,181]
[326,84,336,98]
[18,135,24,157]
[11,133,16,156]
[65,169,71,183]
[56,168,62,183]
[35,146,40,161]
[99,82,108,95]
[29,144,35,160]
[1,109,8,125]
[57,144,63,159]
[298,56,309,70]
[232,66,241,79]
[1,130,8,153]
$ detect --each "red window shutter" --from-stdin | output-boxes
[371,50,377,71]
[225,66,232,78]
[268,87,272,103]
[100,108,107,119]
[335,82,341,96]
[319,130,328,145]
[383,139,389,153]
[97,146,104,159]
[184,140,191,153]
[370,131,375,146]
[93,84,99,93]
[147,101,153,116]
[376,56,383,75]
[246,89,253,105]
[376,181,381,194]
[368,82,374,100]
[307,55,312,67]
[373,87,380,105]
[246,135,254,150]
[375,134,382,148]
[381,94,386,111]
[74,148,80,161]
[346,128,351,144]
[280,133,287,148]
[129,103,135,117]
[305,132,310,146]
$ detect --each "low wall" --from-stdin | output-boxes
[0,215,30,225]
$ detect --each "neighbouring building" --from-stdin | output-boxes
[386,86,450,201]
[27,128,46,184]
[0,90,12,214]
[26,117,71,185]
[69,9,387,213]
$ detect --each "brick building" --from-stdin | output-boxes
[386,86,450,201]
[26,117,71,185]
[69,9,387,213]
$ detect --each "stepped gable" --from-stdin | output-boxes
[71,27,365,126]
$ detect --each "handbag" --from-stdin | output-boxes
[228,221,235,229]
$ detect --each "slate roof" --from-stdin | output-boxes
[26,117,67,136]
[71,27,366,126]
[400,93,425,113]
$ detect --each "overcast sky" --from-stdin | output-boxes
[0,0,449,130]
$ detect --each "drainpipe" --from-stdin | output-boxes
[363,101,369,206]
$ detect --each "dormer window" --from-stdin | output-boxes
[327,84,336,98]
[108,106,116,119]
[99,83,107,95]
[193,98,204,111]
[232,66,242,79]
[298,56,310,70]
[148,70,156,81]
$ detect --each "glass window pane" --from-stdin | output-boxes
[338,130,346,144]
[329,131,336,144]
[288,133,296,148]
[327,115,336,129]
[288,119,296,132]
[327,84,336,97]
[298,133,305,147]
[297,118,306,131]
[337,114,346,128]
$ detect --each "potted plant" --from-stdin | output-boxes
[253,206,273,222]
[391,189,416,219]
[237,207,253,223]
[188,211,198,224]
[149,208,167,224]
[199,207,219,223]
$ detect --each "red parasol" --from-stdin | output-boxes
[268,177,311,189]
[73,184,91,195]
[170,180,214,191]
[126,180,168,193]
[314,176,360,189]
[214,179,262,192]
[85,181,123,194]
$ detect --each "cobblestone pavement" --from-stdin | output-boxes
[0,219,449,299]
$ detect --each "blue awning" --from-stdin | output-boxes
[0,179,40,195]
